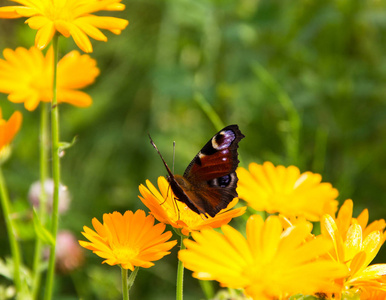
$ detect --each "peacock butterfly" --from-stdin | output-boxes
[149,125,245,217]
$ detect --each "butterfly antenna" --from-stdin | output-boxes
[148,134,174,178]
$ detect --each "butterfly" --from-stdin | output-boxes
[149,125,245,217]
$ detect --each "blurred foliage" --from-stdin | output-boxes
[0,0,385,299]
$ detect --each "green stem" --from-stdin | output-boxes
[0,167,22,291]
[32,103,49,300]
[122,266,139,300]
[127,267,139,291]
[43,33,60,300]
[121,268,129,300]
[199,280,214,299]
[176,236,185,300]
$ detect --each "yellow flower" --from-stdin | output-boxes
[0,47,99,111]
[0,0,129,53]
[237,161,339,221]
[360,287,386,300]
[178,214,348,300]
[321,199,386,298]
[79,210,177,270]
[138,176,246,236]
[0,108,22,152]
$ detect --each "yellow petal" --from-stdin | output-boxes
[35,22,56,50]
[68,24,93,53]
[361,231,383,271]
[336,199,353,238]
[25,15,49,29]
[344,223,363,262]
[321,214,344,262]
[357,208,369,230]
[54,20,71,38]
[0,6,24,18]
[57,89,92,107]
[80,15,129,31]
[73,18,108,41]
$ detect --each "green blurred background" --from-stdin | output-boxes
[0,0,386,299]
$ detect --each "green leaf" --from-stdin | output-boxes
[32,209,55,247]
[58,135,78,153]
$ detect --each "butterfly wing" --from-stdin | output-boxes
[177,125,244,217]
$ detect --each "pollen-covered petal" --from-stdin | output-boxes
[361,231,383,271]
[348,264,386,284]
[321,214,344,262]
[344,224,363,262]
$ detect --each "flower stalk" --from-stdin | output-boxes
[122,266,139,300]
[32,103,49,299]
[44,33,60,300]
[0,167,22,291]
[176,235,186,300]
[121,267,129,300]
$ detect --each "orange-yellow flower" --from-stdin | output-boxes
[237,161,339,221]
[321,199,386,298]
[0,0,129,53]
[138,176,246,236]
[0,47,99,111]
[79,210,177,270]
[0,108,22,152]
[178,215,348,300]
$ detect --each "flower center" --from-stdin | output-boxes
[112,245,139,262]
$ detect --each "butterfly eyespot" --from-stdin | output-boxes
[218,175,231,187]
[208,174,232,188]
[211,130,236,150]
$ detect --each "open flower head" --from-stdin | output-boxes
[138,176,246,236]
[321,199,386,298]
[0,47,99,111]
[237,161,339,221]
[178,214,348,300]
[79,210,177,270]
[0,0,129,53]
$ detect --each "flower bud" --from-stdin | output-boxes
[55,230,84,274]
[28,179,71,214]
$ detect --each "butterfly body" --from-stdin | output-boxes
[150,125,244,217]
